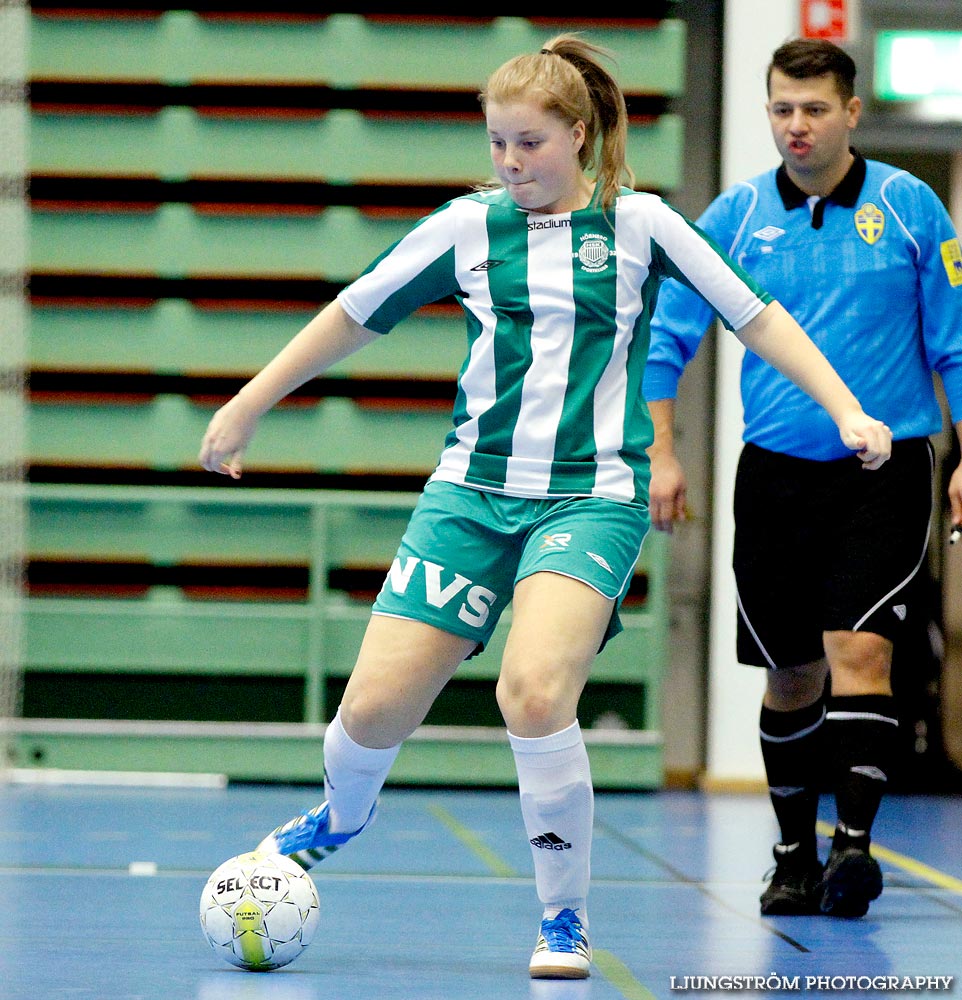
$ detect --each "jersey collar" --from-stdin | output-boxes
[775,149,866,211]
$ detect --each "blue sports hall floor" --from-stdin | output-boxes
[1,780,960,999]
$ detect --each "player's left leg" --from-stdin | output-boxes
[498,495,647,979]
[819,628,893,917]
[817,438,932,917]
[498,571,614,980]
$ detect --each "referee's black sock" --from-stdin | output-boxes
[825,693,899,851]
[759,699,826,856]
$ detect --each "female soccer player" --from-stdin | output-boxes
[199,34,891,979]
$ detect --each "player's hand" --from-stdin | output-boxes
[837,410,892,470]
[648,446,689,533]
[198,395,261,479]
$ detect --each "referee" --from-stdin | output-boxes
[645,38,962,919]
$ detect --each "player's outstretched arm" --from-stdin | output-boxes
[735,301,892,469]
[199,301,380,478]
[647,398,689,533]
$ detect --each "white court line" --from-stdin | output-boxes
[3,768,227,788]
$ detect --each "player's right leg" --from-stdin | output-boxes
[818,629,893,917]
[758,660,829,915]
[732,444,831,916]
[258,615,475,869]
[260,481,513,869]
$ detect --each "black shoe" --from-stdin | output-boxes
[760,843,824,915]
[819,844,882,917]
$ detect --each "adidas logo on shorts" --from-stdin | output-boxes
[530,831,572,851]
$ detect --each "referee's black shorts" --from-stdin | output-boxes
[733,437,933,670]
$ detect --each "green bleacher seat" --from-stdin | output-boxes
[31,12,686,94]
[31,108,683,190]
[20,10,678,787]
[28,394,450,473]
[29,301,466,377]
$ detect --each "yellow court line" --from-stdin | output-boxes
[815,820,962,894]
[594,950,660,1000]
[427,804,518,878]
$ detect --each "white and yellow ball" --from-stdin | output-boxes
[199,851,319,971]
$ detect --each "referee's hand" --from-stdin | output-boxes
[648,448,689,533]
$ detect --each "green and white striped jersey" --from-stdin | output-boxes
[338,186,771,503]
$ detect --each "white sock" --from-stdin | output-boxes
[323,709,400,834]
[509,720,592,927]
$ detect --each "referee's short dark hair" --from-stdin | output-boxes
[767,38,857,102]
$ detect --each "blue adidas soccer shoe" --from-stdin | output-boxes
[528,908,591,979]
[257,800,377,871]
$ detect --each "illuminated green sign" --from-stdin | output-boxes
[874,31,962,100]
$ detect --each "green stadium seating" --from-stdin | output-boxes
[31,12,686,93]
[20,9,682,787]
[29,301,465,376]
[31,108,683,189]
[23,485,668,786]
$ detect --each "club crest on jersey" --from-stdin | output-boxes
[854,203,885,245]
[575,232,613,273]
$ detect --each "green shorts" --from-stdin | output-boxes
[372,480,650,652]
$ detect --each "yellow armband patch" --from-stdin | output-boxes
[941,237,962,287]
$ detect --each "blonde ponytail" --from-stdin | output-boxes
[481,33,635,210]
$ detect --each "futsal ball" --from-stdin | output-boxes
[199,851,320,971]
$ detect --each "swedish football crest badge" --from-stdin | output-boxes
[854,203,885,245]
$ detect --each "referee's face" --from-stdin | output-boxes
[766,69,861,196]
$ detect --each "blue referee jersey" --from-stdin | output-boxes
[644,152,962,460]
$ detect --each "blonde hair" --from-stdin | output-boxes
[480,34,635,210]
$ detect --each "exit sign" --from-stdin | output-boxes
[800,0,849,41]
[875,31,962,100]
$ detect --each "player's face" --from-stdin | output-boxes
[486,99,592,215]
[766,69,861,193]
